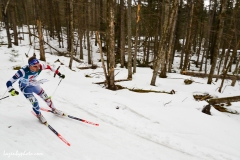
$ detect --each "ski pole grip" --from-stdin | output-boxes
[54,66,60,77]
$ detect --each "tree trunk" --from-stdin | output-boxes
[196,8,205,69]
[36,19,45,61]
[207,0,227,84]
[127,0,132,79]
[68,0,74,69]
[96,31,108,83]
[120,0,125,68]
[167,0,178,72]
[143,36,148,64]
[11,2,18,46]
[2,0,12,48]
[21,0,31,45]
[133,0,141,73]
[34,0,45,61]
[159,0,171,78]
[55,1,62,48]
[199,39,206,72]
[218,40,240,92]
[209,0,218,65]
[215,39,231,81]
[79,30,84,60]
[173,0,183,54]
[107,0,116,90]
[207,96,240,105]
[233,56,240,75]
[182,1,194,71]
[150,0,170,85]
[179,38,185,69]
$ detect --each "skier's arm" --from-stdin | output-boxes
[40,63,60,74]
[6,69,24,91]
[40,63,65,78]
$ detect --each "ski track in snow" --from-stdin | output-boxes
[57,98,201,160]
[57,95,237,160]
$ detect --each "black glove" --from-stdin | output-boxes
[58,73,65,79]
[9,88,19,96]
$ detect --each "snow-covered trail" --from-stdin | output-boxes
[1,48,240,160]
[0,66,239,160]
[0,87,202,160]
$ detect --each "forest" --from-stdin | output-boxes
[0,0,240,91]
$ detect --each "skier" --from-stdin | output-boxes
[6,56,65,124]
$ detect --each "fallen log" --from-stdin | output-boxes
[207,96,240,105]
[94,79,130,84]
[77,65,98,70]
[202,95,240,115]
[128,88,176,94]
[181,71,238,86]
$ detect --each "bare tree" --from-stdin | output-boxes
[96,31,108,82]
[107,0,116,90]
[167,0,178,72]
[120,0,126,68]
[86,0,92,64]
[182,0,194,72]
[127,0,132,79]
[68,0,74,69]
[10,0,18,46]
[218,40,240,92]
[2,0,12,48]
[150,0,171,85]
[133,0,141,73]
[35,0,45,61]
[207,0,227,84]
[21,0,31,45]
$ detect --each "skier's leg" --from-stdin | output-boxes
[20,85,46,123]
[34,86,64,116]
[34,86,56,110]
[20,86,41,115]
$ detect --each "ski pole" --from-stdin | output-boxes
[54,66,60,78]
[52,79,63,98]
[52,66,62,97]
[0,96,10,101]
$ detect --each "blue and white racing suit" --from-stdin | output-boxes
[6,64,60,115]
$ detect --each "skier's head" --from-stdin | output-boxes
[28,56,40,72]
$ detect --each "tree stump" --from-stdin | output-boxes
[202,104,211,115]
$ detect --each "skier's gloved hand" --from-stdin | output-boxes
[58,73,65,79]
[9,88,19,96]
[60,74,65,79]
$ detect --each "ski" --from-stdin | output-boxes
[31,111,71,146]
[40,108,99,126]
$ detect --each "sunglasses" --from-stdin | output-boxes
[31,64,39,68]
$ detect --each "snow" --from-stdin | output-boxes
[0,26,240,160]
